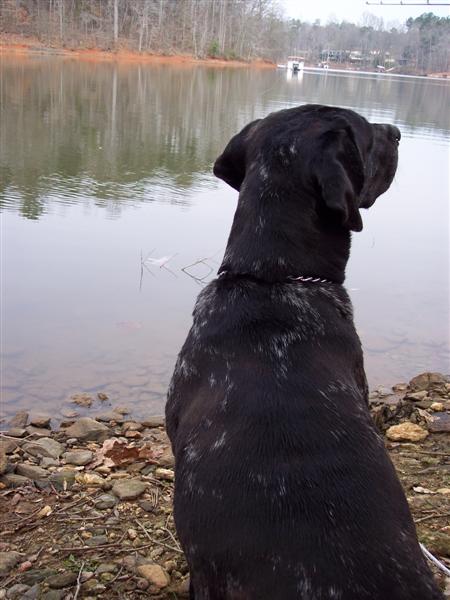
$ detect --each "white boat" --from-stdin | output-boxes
[287,56,305,73]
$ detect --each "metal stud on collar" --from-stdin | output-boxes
[288,275,331,284]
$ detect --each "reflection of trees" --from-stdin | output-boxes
[0,57,448,221]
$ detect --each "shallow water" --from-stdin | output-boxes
[1,56,449,419]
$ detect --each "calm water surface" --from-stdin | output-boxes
[1,56,449,420]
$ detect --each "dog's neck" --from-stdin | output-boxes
[219,186,351,285]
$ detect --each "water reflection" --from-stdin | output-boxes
[0,56,449,419]
[1,57,449,220]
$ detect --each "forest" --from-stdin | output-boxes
[0,0,449,74]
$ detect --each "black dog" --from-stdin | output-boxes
[166,105,443,600]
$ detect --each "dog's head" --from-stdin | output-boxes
[213,105,400,232]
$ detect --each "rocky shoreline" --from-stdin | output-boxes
[0,372,449,599]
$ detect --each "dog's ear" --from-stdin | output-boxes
[213,119,261,191]
[315,126,366,232]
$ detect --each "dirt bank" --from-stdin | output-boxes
[0,372,449,598]
[0,34,275,69]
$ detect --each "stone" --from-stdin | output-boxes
[95,563,117,575]
[0,439,19,454]
[63,450,93,466]
[6,584,30,599]
[406,391,428,401]
[46,572,78,589]
[136,564,170,589]
[0,449,7,475]
[386,422,429,442]
[48,469,76,490]
[21,584,41,599]
[8,411,28,428]
[141,416,165,428]
[60,409,78,419]
[41,591,66,600]
[25,426,52,438]
[97,393,109,401]
[428,412,450,433]
[0,551,22,576]
[95,412,125,424]
[430,402,445,412]
[158,447,175,468]
[40,457,59,468]
[409,372,448,393]
[29,416,51,429]
[112,479,147,500]
[21,569,57,585]
[85,535,108,546]
[114,406,130,415]
[71,393,93,407]
[392,383,408,393]
[63,418,109,442]
[139,500,156,513]
[23,438,64,460]
[122,422,143,432]
[75,472,104,486]
[155,468,174,481]
[175,577,191,597]
[7,428,27,438]
[0,474,31,488]
[16,464,48,481]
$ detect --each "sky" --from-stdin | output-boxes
[281,0,449,27]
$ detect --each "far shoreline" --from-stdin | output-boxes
[0,35,275,69]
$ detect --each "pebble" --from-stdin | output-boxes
[71,393,93,407]
[85,535,108,546]
[21,569,56,585]
[6,429,27,438]
[158,446,175,468]
[139,500,156,512]
[63,418,109,442]
[20,584,41,599]
[0,474,31,488]
[63,450,93,466]
[29,416,51,429]
[95,563,117,575]
[428,412,450,433]
[136,564,170,589]
[48,469,76,490]
[25,426,52,437]
[406,391,428,401]
[0,551,22,576]
[46,572,78,589]
[141,416,165,428]
[386,422,429,442]
[15,464,48,481]
[23,438,64,460]
[0,449,7,475]
[40,457,60,468]
[6,584,30,599]
[155,468,175,481]
[112,479,147,500]
[127,528,138,540]
[8,411,29,428]
[75,472,104,486]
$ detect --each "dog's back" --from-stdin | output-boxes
[166,105,443,599]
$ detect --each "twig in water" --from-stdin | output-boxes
[420,543,450,576]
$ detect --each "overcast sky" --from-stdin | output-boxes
[281,0,449,27]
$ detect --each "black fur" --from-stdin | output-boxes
[166,105,443,599]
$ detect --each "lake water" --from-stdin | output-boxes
[1,56,449,421]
